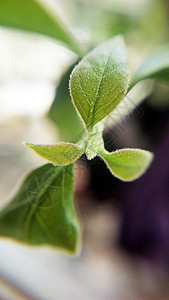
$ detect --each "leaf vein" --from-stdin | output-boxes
[87,63,100,79]
[96,80,120,100]
[88,49,113,128]
[36,212,56,243]
[77,73,91,107]
[24,168,62,241]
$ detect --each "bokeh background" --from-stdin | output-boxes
[0,0,169,299]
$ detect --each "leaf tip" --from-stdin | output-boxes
[23,141,31,147]
[23,141,36,150]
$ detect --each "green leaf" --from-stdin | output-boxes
[0,0,84,55]
[25,142,84,166]
[48,64,83,141]
[0,164,80,254]
[69,36,130,131]
[99,148,153,181]
[131,49,169,86]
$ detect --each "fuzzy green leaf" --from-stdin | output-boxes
[69,36,130,131]
[131,49,169,86]
[99,148,153,181]
[0,164,80,254]
[25,142,84,166]
[0,0,83,55]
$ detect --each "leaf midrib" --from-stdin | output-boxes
[24,168,63,241]
[87,49,113,130]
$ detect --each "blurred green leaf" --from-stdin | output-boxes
[99,148,153,181]
[137,0,169,46]
[0,0,84,55]
[148,82,169,109]
[25,142,84,165]
[48,64,83,141]
[74,4,138,47]
[131,49,169,86]
[70,36,130,131]
[0,164,80,254]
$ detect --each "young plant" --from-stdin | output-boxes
[0,36,154,254]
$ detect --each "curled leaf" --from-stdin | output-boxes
[99,148,153,181]
[25,142,84,166]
